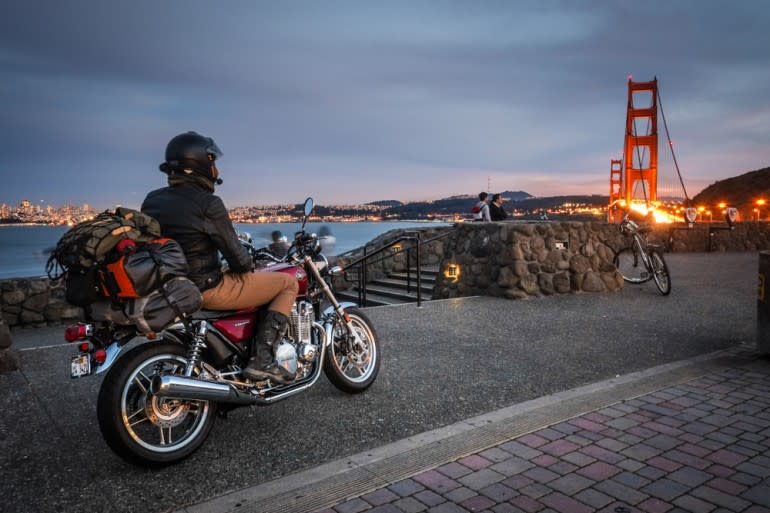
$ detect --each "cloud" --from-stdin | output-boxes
[1,0,769,208]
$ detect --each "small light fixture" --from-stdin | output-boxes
[444,263,461,282]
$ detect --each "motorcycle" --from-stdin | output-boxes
[65,198,380,467]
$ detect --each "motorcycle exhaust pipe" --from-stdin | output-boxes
[150,375,257,406]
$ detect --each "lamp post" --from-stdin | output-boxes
[697,206,705,222]
[758,199,767,222]
[706,210,712,223]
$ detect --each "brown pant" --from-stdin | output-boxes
[201,271,298,316]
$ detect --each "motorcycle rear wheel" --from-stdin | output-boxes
[97,342,217,467]
[324,308,380,393]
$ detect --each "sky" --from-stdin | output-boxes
[2,0,769,210]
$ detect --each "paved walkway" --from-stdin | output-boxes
[177,345,770,513]
[3,252,767,513]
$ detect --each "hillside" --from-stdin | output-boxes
[692,166,770,212]
[381,192,607,219]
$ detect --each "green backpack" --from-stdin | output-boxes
[46,207,161,278]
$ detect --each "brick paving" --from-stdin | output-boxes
[314,365,770,513]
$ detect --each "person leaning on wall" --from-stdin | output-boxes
[489,193,507,221]
[473,192,491,222]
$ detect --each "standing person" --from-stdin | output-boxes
[141,131,298,383]
[489,193,508,221]
[473,192,491,222]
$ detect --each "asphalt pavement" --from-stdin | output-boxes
[0,252,762,513]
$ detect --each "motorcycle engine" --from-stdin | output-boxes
[289,300,314,346]
[275,301,318,377]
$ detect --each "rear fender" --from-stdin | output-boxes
[94,342,123,375]
[96,331,187,375]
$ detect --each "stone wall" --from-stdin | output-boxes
[433,221,623,300]
[1,277,82,328]
[2,221,769,329]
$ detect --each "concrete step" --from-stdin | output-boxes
[369,277,434,295]
[338,266,440,307]
[335,290,417,307]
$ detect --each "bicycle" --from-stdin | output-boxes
[613,212,671,295]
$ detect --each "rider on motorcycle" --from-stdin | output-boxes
[141,131,298,383]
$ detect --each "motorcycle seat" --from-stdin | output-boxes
[191,306,259,320]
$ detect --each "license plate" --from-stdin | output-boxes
[70,353,91,378]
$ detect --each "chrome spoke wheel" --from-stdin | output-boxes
[98,342,217,467]
[120,354,210,453]
[324,308,380,393]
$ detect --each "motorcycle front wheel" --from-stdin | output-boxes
[324,308,380,393]
[97,342,217,467]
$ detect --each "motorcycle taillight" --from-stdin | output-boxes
[64,323,92,343]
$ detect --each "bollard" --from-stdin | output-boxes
[759,251,770,355]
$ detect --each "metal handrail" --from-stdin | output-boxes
[343,234,421,307]
[340,229,453,308]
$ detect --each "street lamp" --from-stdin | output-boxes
[758,199,767,221]
[706,210,712,223]
[697,206,705,222]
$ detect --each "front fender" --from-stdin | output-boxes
[322,302,357,317]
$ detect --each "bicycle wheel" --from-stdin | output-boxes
[614,245,649,283]
[649,249,671,295]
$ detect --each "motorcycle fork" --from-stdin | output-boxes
[303,256,364,350]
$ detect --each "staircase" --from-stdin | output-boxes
[337,266,440,306]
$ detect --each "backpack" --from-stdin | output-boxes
[47,207,161,275]
[471,205,482,214]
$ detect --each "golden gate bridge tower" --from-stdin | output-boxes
[609,76,690,223]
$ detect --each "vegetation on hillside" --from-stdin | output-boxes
[691,166,770,214]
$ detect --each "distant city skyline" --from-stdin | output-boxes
[2,1,769,210]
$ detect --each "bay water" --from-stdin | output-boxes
[0,221,448,279]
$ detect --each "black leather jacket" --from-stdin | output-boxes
[141,181,252,291]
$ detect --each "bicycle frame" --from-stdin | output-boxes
[614,213,671,295]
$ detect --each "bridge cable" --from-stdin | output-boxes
[657,85,691,202]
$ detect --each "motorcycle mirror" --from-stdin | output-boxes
[300,197,314,232]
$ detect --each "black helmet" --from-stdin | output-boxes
[159,131,223,183]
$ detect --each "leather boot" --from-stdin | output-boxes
[243,311,296,384]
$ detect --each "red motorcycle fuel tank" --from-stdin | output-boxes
[257,263,308,297]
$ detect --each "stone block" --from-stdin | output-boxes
[0,348,19,373]
[0,321,11,349]
[23,292,50,311]
[582,272,607,293]
[20,309,45,325]
[2,289,25,306]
